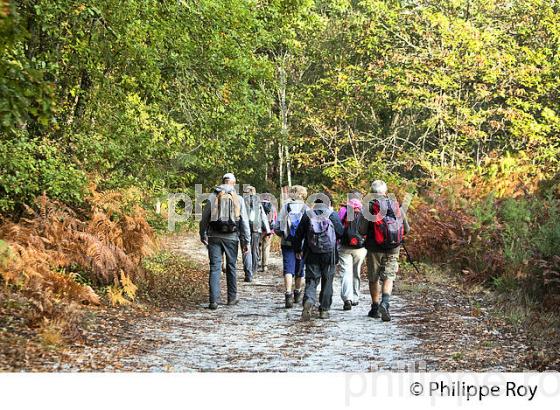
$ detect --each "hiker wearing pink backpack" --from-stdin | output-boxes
[338,196,367,311]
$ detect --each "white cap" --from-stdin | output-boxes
[371,180,388,194]
[222,172,236,182]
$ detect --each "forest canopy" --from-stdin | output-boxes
[1,0,559,213]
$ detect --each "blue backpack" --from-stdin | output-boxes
[286,203,305,239]
[307,212,337,254]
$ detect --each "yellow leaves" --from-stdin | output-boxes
[107,271,137,306]
[107,285,130,306]
[120,271,138,301]
[39,318,65,348]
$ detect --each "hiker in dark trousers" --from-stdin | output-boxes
[359,180,410,321]
[242,185,271,282]
[294,192,344,320]
[199,173,250,310]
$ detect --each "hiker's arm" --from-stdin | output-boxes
[293,213,308,254]
[403,212,411,235]
[260,205,271,234]
[338,206,347,222]
[273,205,285,237]
[238,200,251,247]
[199,199,211,244]
[330,211,344,239]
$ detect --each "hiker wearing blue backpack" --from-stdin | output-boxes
[338,197,367,311]
[274,185,309,308]
[358,180,410,322]
[294,192,344,320]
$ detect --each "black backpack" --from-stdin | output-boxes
[342,211,365,248]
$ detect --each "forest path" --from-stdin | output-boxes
[102,233,531,372]
[126,234,423,371]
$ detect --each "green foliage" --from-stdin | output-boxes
[499,197,533,268]
[0,136,86,212]
[535,198,560,259]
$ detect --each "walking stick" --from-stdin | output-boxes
[401,241,422,276]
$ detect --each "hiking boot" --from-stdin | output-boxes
[351,301,359,306]
[368,304,379,318]
[301,300,313,321]
[319,310,330,320]
[209,302,218,310]
[294,289,303,304]
[379,302,391,322]
[227,298,239,306]
[343,300,352,311]
[285,292,294,308]
[244,276,252,283]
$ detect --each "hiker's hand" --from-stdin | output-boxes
[201,238,208,246]
[296,252,303,259]
[242,244,249,254]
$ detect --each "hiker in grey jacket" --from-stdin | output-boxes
[199,173,250,310]
[242,185,271,282]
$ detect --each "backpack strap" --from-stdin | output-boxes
[230,191,241,219]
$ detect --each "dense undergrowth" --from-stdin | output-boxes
[406,160,560,312]
[0,186,161,348]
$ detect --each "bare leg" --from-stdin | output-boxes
[382,278,393,295]
[284,274,293,293]
[369,280,382,304]
[294,276,303,292]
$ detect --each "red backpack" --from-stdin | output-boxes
[371,198,404,250]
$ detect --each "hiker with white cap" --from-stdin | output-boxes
[199,173,250,310]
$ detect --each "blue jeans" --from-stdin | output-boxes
[303,263,335,311]
[242,232,260,279]
[208,237,238,304]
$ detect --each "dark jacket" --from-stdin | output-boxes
[358,194,410,254]
[294,207,344,266]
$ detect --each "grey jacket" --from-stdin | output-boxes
[199,184,251,246]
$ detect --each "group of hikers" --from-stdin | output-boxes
[199,172,410,322]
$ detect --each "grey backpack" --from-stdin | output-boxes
[306,212,336,254]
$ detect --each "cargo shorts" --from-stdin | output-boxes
[366,249,399,283]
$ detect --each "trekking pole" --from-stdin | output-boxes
[401,240,422,275]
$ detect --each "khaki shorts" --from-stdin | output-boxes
[366,250,399,282]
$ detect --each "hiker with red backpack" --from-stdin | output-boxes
[359,180,410,322]
[294,192,344,320]
[199,173,251,310]
[338,197,367,311]
[274,185,309,308]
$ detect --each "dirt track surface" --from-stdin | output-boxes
[70,234,532,372]
[13,233,544,372]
